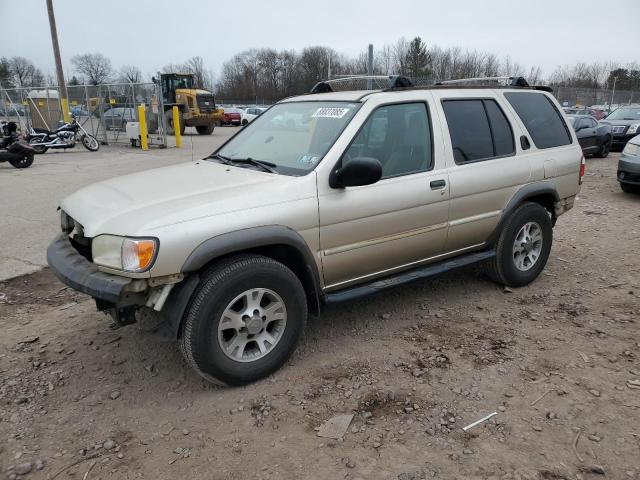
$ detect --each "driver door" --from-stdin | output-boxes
[317,100,449,290]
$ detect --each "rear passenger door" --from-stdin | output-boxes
[437,94,530,252]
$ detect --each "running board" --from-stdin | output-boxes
[323,250,496,305]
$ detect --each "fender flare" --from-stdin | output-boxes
[487,182,560,246]
[160,226,322,338]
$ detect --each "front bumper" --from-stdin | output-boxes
[612,134,636,150]
[47,233,131,303]
[617,155,640,185]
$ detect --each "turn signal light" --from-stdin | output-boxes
[578,155,585,185]
[122,239,157,272]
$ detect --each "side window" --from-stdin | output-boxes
[484,100,515,157]
[343,103,432,178]
[504,92,572,149]
[442,99,514,163]
[589,118,598,128]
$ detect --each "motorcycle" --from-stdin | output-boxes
[0,121,35,169]
[26,114,99,153]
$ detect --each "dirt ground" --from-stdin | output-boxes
[1,152,639,480]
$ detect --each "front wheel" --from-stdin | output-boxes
[485,202,553,287]
[180,255,307,386]
[9,153,34,169]
[595,137,611,158]
[620,182,640,194]
[195,123,215,135]
[81,134,99,152]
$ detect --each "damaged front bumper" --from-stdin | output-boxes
[46,233,197,334]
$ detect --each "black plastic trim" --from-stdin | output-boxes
[323,250,495,305]
[486,182,560,246]
[47,233,131,303]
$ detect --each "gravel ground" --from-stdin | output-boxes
[1,152,639,480]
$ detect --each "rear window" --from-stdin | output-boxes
[504,92,572,149]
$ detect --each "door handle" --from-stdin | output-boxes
[430,179,446,189]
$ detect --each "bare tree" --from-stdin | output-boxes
[8,56,44,87]
[119,65,142,83]
[70,53,112,85]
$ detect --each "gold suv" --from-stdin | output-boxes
[47,76,584,385]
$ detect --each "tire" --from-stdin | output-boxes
[620,182,640,194]
[164,109,185,136]
[594,136,611,158]
[9,153,34,168]
[81,134,99,152]
[241,119,248,126]
[484,202,553,287]
[195,123,215,135]
[180,254,307,386]
[28,137,47,154]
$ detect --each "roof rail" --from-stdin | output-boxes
[436,76,530,87]
[310,75,413,94]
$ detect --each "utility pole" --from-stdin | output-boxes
[609,76,617,113]
[46,0,70,122]
[366,44,374,90]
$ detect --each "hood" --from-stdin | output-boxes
[61,161,311,237]
[600,119,639,126]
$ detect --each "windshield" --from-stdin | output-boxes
[605,107,640,120]
[213,101,361,175]
[566,115,578,127]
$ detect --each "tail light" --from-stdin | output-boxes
[578,155,585,185]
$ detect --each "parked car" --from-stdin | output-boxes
[47,78,583,386]
[103,107,136,131]
[221,107,243,126]
[243,107,267,124]
[600,105,640,150]
[566,115,612,157]
[71,106,90,117]
[563,107,605,120]
[617,134,640,193]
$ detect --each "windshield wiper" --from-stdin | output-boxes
[228,157,278,173]
[207,153,233,164]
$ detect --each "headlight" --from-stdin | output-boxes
[629,124,640,134]
[92,235,158,272]
[623,142,640,156]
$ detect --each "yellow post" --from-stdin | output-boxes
[172,105,182,148]
[61,98,71,123]
[138,104,148,151]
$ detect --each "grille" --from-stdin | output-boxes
[197,94,216,113]
[61,210,92,261]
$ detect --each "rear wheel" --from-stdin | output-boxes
[195,123,215,135]
[180,255,307,386]
[28,137,47,154]
[9,153,34,168]
[241,119,248,126]
[485,202,553,287]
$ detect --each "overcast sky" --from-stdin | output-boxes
[1,0,638,81]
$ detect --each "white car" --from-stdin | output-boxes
[243,107,268,125]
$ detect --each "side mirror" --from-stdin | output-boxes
[330,157,382,188]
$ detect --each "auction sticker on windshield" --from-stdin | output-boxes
[312,107,351,119]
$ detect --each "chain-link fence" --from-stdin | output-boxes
[553,86,639,109]
[0,82,167,147]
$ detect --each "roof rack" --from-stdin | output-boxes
[310,75,413,94]
[435,76,530,87]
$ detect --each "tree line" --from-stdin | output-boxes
[1,37,638,102]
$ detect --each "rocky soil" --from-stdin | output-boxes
[1,152,639,480]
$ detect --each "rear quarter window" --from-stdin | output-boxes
[504,92,572,149]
